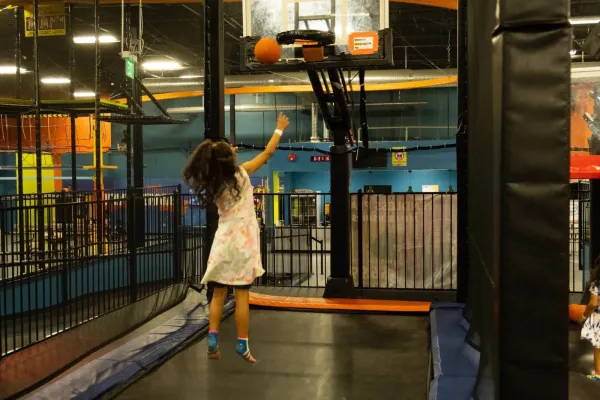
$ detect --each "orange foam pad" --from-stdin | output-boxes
[249,292,431,313]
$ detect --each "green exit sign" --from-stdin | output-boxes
[125,57,135,79]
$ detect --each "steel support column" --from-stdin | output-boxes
[203,0,225,302]
[33,0,45,266]
[456,0,469,303]
[94,0,103,254]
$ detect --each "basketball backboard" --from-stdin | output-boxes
[243,0,389,51]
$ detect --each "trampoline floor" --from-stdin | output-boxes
[569,325,600,400]
[116,310,429,400]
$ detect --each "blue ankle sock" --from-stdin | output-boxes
[208,330,219,352]
[236,337,256,363]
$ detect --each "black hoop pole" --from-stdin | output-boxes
[359,68,368,150]
[203,0,225,301]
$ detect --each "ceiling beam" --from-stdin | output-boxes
[11,0,457,10]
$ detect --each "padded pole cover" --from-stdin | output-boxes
[489,0,570,398]
[467,0,570,398]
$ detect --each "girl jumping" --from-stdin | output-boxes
[580,262,600,381]
[183,113,289,363]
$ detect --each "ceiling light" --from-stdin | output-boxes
[570,50,577,55]
[0,66,26,75]
[179,74,202,79]
[73,35,119,44]
[41,77,70,84]
[142,60,183,71]
[570,17,600,25]
[73,91,95,98]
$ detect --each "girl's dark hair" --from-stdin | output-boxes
[183,140,241,206]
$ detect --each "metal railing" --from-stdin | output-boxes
[352,191,457,290]
[0,186,192,359]
[570,181,590,293]
[250,191,458,290]
[6,183,587,360]
[255,193,332,288]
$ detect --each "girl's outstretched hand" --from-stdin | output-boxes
[276,113,290,131]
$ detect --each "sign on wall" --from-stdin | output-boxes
[391,147,407,167]
[422,185,440,193]
[24,3,66,37]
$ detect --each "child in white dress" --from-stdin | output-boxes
[580,264,600,381]
[183,113,289,363]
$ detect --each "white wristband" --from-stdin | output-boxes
[274,129,283,136]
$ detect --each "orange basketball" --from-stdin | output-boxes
[569,304,586,322]
[254,38,281,65]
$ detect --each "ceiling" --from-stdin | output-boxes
[0,1,598,100]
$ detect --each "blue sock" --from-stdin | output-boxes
[208,330,219,353]
[236,337,256,363]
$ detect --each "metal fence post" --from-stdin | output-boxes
[173,189,181,283]
[357,189,364,288]
[127,187,137,301]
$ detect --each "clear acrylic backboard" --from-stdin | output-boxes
[243,0,389,53]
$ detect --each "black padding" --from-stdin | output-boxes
[276,30,335,45]
[496,0,568,26]
[467,0,571,397]
[466,0,497,397]
[491,25,571,399]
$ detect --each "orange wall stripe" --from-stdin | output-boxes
[129,76,457,103]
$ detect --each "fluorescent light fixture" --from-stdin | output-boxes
[41,77,70,84]
[268,79,275,83]
[73,35,119,44]
[142,60,183,71]
[570,17,600,25]
[179,74,202,79]
[73,91,95,98]
[0,66,26,75]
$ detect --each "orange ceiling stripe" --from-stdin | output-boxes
[125,76,456,103]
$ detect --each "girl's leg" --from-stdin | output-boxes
[209,286,228,331]
[234,288,256,363]
[595,348,600,375]
[207,286,227,360]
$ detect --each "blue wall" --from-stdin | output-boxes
[103,88,457,192]
[288,170,456,193]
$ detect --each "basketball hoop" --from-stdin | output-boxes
[276,30,335,62]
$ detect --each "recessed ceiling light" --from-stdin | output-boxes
[73,35,119,44]
[73,91,95,98]
[570,17,600,25]
[179,75,203,79]
[41,77,71,85]
[0,66,27,75]
[142,60,183,71]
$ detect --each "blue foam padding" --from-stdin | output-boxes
[29,300,235,400]
[428,302,480,400]
[429,376,477,400]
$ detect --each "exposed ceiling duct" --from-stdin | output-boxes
[167,102,427,114]
[144,63,600,94]
[143,69,457,94]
